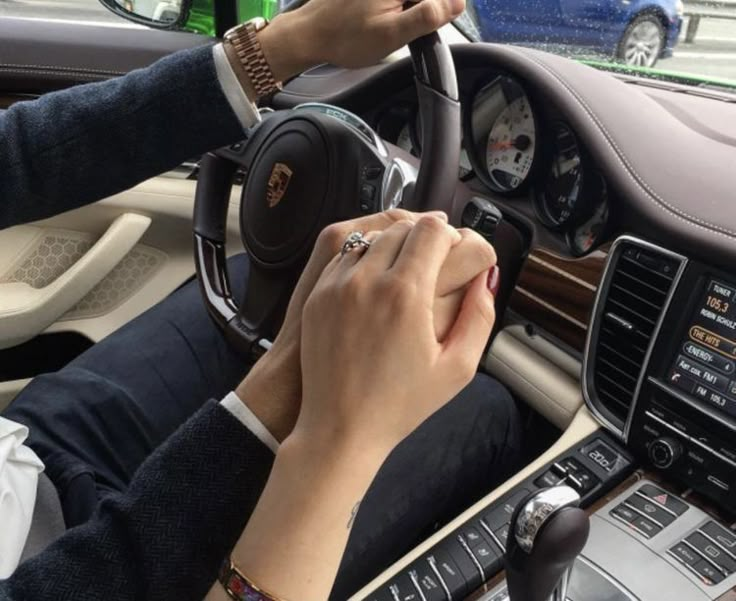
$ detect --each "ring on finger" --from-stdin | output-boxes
[340,231,372,257]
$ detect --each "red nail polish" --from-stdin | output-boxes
[487,266,500,297]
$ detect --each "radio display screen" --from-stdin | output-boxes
[667,279,736,420]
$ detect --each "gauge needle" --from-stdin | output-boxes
[489,135,532,152]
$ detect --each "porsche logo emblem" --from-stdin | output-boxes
[266,163,293,208]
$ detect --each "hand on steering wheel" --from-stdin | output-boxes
[195,0,470,439]
[237,210,497,442]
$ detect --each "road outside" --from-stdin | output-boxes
[667,17,736,82]
[1,0,735,83]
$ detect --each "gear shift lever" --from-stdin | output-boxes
[504,486,590,601]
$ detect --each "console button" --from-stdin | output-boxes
[459,525,487,547]
[494,524,510,547]
[670,542,701,566]
[388,573,422,601]
[692,559,725,585]
[468,539,502,574]
[702,521,736,553]
[610,504,638,524]
[534,469,562,488]
[638,484,689,516]
[483,489,531,531]
[687,532,736,575]
[436,539,482,592]
[427,551,466,598]
[631,515,662,539]
[409,563,447,601]
[561,459,599,494]
[625,495,676,527]
[668,370,697,395]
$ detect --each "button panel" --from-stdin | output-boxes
[669,521,736,586]
[610,484,689,539]
[359,434,632,600]
[638,483,689,516]
[625,492,676,527]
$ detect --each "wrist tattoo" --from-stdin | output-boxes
[347,500,361,530]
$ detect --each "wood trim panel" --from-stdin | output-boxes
[509,246,610,352]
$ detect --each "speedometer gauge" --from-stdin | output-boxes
[469,77,537,194]
[535,122,584,229]
[485,96,535,191]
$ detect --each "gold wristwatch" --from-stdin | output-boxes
[222,17,282,101]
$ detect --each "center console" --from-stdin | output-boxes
[357,235,736,601]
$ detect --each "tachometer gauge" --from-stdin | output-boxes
[567,178,609,256]
[535,122,583,229]
[469,77,537,194]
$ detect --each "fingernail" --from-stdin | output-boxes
[487,266,500,297]
[447,224,462,242]
[427,211,448,222]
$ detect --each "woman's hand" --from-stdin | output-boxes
[236,212,495,442]
[220,215,496,601]
[296,215,497,457]
[260,0,466,80]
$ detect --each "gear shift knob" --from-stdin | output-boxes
[504,486,590,601]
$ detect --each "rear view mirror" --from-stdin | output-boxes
[97,0,193,30]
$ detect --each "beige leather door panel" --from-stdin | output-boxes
[0,176,244,348]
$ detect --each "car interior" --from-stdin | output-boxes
[1,2,736,601]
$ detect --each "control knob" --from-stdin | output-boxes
[649,437,682,469]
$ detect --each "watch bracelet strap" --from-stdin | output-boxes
[218,557,285,601]
[221,39,259,105]
[228,22,282,101]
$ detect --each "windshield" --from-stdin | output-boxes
[455,0,736,90]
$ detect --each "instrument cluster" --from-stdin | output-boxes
[374,75,612,257]
[466,75,611,257]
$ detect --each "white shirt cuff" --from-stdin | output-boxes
[212,43,262,132]
[220,392,279,454]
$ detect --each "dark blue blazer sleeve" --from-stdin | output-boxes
[0,401,275,601]
[0,44,245,230]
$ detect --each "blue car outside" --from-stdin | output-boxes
[470,0,683,67]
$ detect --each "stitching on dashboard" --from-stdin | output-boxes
[0,63,125,76]
[509,47,736,242]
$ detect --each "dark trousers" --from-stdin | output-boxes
[4,254,522,598]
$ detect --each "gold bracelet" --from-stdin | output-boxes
[218,557,288,601]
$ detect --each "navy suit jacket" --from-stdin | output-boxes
[0,45,276,600]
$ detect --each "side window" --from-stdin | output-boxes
[0,0,290,37]
[0,0,124,24]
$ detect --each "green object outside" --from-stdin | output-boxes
[582,59,736,91]
[183,0,279,36]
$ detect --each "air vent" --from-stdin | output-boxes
[586,238,686,434]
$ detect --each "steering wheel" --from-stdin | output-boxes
[193,31,461,357]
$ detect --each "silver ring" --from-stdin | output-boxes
[340,231,372,257]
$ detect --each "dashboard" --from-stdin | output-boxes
[275,40,736,507]
[273,42,736,601]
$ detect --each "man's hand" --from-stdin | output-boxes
[236,210,496,442]
[260,0,466,81]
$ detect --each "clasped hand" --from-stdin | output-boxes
[295,216,497,458]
